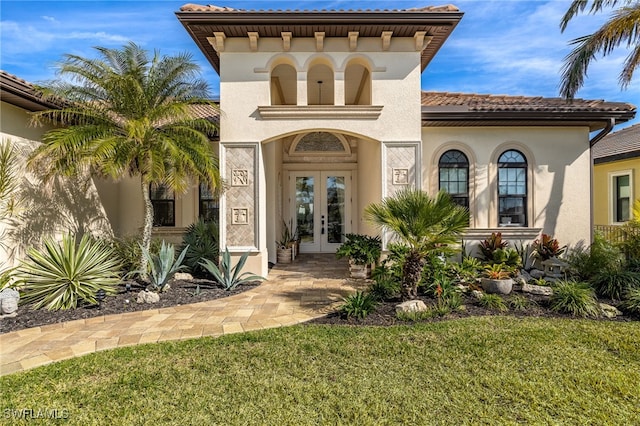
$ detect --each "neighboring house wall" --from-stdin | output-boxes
[423,126,592,248]
[593,158,640,225]
[0,100,113,269]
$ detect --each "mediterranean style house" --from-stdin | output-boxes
[175,4,635,275]
[593,124,640,227]
[0,4,636,277]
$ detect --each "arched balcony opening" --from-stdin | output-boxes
[307,64,334,105]
[270,64,297,105]
[344,63,371,105]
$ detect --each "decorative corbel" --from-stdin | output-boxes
[207,32,226,52]
[381,31,393,51]
[315,32,325,52]
[281,32,292,52]
[248,32,259,52]
[348,32,359,51]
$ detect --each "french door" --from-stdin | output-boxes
[290,171,351,253]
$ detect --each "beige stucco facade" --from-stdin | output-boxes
[0,101,112,268]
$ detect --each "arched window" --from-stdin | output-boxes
[438,150,469,209]
[307,64,334,105]
[498,150,527,226]
[344,63,371,105]
[270,64,297,105]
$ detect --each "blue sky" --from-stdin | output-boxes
[2,0,638,128]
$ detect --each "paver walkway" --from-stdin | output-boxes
[0,254,363,376]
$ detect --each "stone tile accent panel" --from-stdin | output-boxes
[225,145,256,246]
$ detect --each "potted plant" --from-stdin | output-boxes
[336,234,382,279]
[481,263,514,295]
[276,221,294,264]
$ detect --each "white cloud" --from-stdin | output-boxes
[41,16,58,23]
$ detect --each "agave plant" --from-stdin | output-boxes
[138,241,188,292]
[18,234,121,310]
[200,248,265,290]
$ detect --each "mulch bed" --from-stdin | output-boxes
[307,292,638,326]
[0,279,259,334]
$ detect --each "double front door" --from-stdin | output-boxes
[290,171,351,253]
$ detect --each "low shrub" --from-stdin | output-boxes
[550,280,600,318]
[200,248,265,290]
[340,291,377,319]
[566,233,623,281]
[620,287,640,315]
[17,234,121,310]
[180,219,218,275]
[111,236,162,277]
[478,232,509,261]
[591,269,640,300]
[509,295,535,311]
[368,273,401,301]
[452,256,482,284]
[478,293,508,312]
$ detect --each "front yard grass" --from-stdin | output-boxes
[1,317,639,425]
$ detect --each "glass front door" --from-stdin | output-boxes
[291,171,351,252]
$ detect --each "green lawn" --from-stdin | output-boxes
[2,317,639,425]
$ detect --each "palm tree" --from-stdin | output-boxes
[559,0,640,100]
[364,189,469,300]
[28,42,220,271]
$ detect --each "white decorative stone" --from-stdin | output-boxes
[471,290,484,300]
[0,288,20,314]
[173,272,193,281]
[521,283,553,296]
[395,300,428,314]
[599,303,623,318]
[136,290,160,304]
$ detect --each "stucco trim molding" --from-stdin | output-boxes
[257,105,383,120]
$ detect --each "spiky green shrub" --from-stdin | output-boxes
[200,248,265,290]
[620,287,640,315]
[138,241,188,292]
[591,269,640,300]
[550,280,600,318]
[111,236,162,277]
[453,256,482,284]
[17,234,121,310]
[490,247,522,268]
[180,219,219,275]
[478,293,508,312]
[340,291,378,319]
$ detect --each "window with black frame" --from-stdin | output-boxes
[498,150,527,226]
[149,183,175,227]
[199,182,219,223]
[439,149,469,209]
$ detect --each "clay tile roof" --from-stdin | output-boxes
[592,123,640,162]
[188,103,220,124]
[0,70,64,111]
[180,3,460,13]
[421,91,634,113]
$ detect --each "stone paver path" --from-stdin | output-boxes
[0,254,363,376]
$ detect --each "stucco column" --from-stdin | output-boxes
[334,71,345,106]
[381,141,422,197]
[219,141,267,276]
[297,71,307,106]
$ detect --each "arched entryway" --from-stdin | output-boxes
[261,130,381,263]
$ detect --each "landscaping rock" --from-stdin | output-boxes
[471,290,484,300]
[173,272,193,281]
[136,290,160,304]
[599,303,623,319]
[0,288,20,315]
[521,283,553,296]
[396,300,427,314]
[529,269,545,279]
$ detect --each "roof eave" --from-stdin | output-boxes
[421,110,636,131]
[0,73,62,111]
